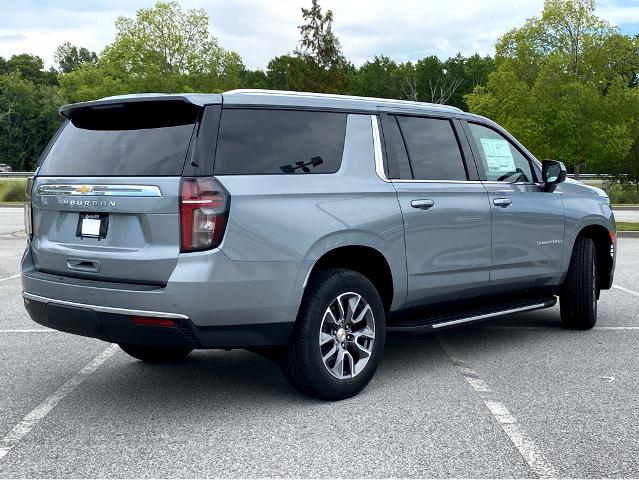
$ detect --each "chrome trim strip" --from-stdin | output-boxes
[22,292,189,320]
[36,184,162,197]
[392,179,485,184]
[369,114,532,186]
[431,302,551,329]
[371,115,390,183]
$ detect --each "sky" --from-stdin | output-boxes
[1,0,639,70]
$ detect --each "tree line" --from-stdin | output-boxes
[0,0,638,187]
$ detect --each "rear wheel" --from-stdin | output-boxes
[281,268,385,400]
[119,344,193,363]
[560,236,598,330]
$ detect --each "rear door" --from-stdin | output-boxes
[383,113,492,306]
[462,121,565,287]
[31,99,206,285]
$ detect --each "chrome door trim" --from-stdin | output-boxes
[371,115,390,182]
[22,292,188,320]
[36,184,162,197]
[370,114,528,186]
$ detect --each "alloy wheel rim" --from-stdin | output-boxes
[319,292,375,380]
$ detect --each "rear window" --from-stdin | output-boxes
[214,109,347,175]
[38,101,199,176]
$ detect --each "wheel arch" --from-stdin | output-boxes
[303,245,396,314]
[573,223,615,290]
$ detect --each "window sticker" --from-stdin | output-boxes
[479,138,516,173]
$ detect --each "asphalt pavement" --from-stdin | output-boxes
[1,208,638,477]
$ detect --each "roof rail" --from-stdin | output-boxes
[223,89,463,112]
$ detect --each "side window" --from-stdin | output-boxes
[467,123,534,183]
[396,116,467,181]
[214,109,347,175]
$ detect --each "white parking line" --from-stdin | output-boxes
[474,326,639,331]
[0,329,56,333]
[613,285,639,297]
[0,343,118,462]
[437,335,559,479]
[0,274,19,283]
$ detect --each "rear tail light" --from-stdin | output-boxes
[179,177,229,252]
[24,177,34,238]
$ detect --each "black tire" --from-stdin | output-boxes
[560,236,598,330]
[119,344,193,363]
[281,268,386,400]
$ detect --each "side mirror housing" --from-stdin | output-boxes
[542,160,567,192]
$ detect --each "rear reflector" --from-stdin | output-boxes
[180,177,230,252]
[131,316,176,327]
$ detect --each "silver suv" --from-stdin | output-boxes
[21,90,616,400]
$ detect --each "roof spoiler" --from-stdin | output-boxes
[59,93,222,118]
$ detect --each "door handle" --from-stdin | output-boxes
[493,198,512,207]
[411,199,435,210]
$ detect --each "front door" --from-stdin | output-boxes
[463,121,565,287]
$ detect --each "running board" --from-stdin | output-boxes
[387,297,557,333]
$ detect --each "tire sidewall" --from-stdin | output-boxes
[302,270,385,398]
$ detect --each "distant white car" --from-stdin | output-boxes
[0,164,12,173]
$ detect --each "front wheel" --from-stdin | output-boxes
[281,268,386,400]
[119,344,193,363]
[560,236,598,330]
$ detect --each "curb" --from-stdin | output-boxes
[0,203,24,208]
[618,231,639,238]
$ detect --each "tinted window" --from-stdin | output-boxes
[39,101,199,176]
[468,123,534,183]
[383,116,412,179]
[214,109,346,175]
[397,116,467,181]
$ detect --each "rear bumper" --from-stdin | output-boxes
[23,292,293,348]
[21,244,305,348]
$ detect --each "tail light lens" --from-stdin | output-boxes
[131,316,176,327]
[24,177,34,238]
[179,177,229,252]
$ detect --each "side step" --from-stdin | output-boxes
[387,297,557,333]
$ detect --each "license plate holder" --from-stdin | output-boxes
[76,213,109,240]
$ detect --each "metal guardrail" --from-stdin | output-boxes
[0,172,33,178]
[567,174,622,180]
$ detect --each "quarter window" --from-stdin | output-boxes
[396,116,467,181]
[214,109,347,175]
[467,123,534,183]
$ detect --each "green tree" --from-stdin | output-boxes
[0,54,57,86]
[350,56,401,99]
[261,54,309,91]
[239,67,268,89]
[294,0,349,93]
[466,0,639,178]
[54,42,98,73]
[0,71,62,170]
[59,1,243,102]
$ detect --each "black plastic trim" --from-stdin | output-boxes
[24,298,294,348]
[183,104,221,177]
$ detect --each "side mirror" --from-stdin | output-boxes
[542,160,567,192]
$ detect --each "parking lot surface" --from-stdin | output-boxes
[1,208,638,478]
